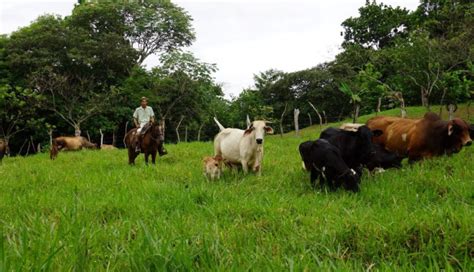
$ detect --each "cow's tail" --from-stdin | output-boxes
[213,117,225,131]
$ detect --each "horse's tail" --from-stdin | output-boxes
[124,128,137,148]
[213,117,225,131]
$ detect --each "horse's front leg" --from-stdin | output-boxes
[144,151,149,165]
[128,147,138,165]
[151,150,157,165]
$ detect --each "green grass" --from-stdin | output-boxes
[1,105,473,271]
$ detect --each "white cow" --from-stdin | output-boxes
[213,117,273,175]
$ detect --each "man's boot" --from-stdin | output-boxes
[158,143,167,156]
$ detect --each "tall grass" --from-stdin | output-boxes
[1,105,473,270]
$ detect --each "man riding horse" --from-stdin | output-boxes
[132,97,167,155]
[133,97,154,152]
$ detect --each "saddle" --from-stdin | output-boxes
[140,123,152,135]
[132,123,152,142]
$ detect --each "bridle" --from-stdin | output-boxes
[147,124,164,143]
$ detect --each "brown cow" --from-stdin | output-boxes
[50,136,97,160]
[124,122,167,165]
[367,112,472,162]
[0,139,8,163]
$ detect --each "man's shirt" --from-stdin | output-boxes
[133,106,155,126]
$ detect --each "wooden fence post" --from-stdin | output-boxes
[197,123,205,142]
[99,129,104,147]
[294,108,300,136]
[176,116,184,143]
[308,102,323,131]
[279,103,288,137]
[376,97,382,115]
[48,129,53,146]
[185,126,188,142]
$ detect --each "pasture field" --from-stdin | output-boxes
[1,106,474,271]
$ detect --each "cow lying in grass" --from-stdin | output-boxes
[50,136,97,160]
[367,112,472,162]
[299,139,360,192]
[319,126,383,176]
[338,124,403,171]
[100,144,117,150]
[213,117,273,176]
[366,144,403,171]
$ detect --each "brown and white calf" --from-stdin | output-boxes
[213,117,273,175]
[203,155,223,180]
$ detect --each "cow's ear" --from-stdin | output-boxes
[265,126,274,134]
[244,127,254,135]
[372,129,383,137]
[448,122,455,136]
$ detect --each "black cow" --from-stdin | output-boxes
[366,144,403,171]
[299,139,361,192]
[319,126,383,175]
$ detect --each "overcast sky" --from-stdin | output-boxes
[0,0,419,98]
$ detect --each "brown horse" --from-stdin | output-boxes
[124,122,166,165]
[0,139,9,163]
[50,136,97,160]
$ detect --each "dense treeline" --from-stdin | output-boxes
[0,0,473,154]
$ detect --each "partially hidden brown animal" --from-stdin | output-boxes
[50,136,97,160]
[124,122,166,165]
[0,139,9,163]
[339,123,364,132]
[100,144,117,150]
[367,112,472,162]
[203,155,224,180]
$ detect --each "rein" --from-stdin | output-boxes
[144,126,163,143]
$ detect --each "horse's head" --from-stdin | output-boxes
[151,122,165,142]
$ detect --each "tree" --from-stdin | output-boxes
[392,31,443,109]
[342,0,412,49]
[438,66,473,116]
[151,51,218,140]
[339,83,362,123]
[73,0,195,64]
[7,13,137,135]
[355,63,386,114]
[0,85,43,143]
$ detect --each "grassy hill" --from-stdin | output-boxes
[1,105,473,270]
